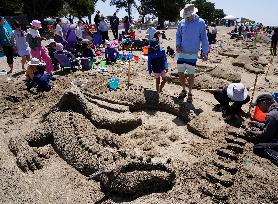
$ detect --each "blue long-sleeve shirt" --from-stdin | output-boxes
[148,48,168,74]
[176,15,209,56]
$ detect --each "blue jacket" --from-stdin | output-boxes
[148,48,168,74]
[176,15,209,56]
[27,72,53,92]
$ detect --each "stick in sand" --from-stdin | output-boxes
[265,55,274,81]
[248,73,259,116]
[127,59,131,86]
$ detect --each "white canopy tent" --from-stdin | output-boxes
[223,15,238,21]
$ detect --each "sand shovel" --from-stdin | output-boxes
[248,73,259,116]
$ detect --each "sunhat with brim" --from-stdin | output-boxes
[48,39,56,45]
[28,58,44,66]
[227,83,248,102]
[30,20,42,28]
[56,43,64,51]
[180,4,198,18]
[82,39,90,43]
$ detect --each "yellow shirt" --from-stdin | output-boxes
[26,66,37,80]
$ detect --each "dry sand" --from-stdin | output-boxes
[0,26,278,204]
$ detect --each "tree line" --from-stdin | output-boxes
[0,0,225,26]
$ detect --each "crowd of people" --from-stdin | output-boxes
[0,4,277,165]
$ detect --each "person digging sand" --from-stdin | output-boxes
[247,94,278,165]
[213,83,250,120]
[176,4,209,103]
[148,39,168,93]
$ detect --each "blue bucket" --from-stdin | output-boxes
[108,78,120,90]
[0,52,4,58]
[272,93,278,103]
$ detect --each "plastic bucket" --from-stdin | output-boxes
[134,55,139,62]
[81,58,89,71]
[253,106,267,122]
[108,78,119,90]
[127,53,134,60]
[143,46,148,55]
[100,61,106,68]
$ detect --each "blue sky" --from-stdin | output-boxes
[94,0,278,26]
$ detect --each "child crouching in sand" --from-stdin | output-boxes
[148,39,168,93]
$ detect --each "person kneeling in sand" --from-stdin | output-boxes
[148,39,168,93]
[213,83,250,119]
[25,58,41,82]
[27,63,55,93]
[247,94,278,165]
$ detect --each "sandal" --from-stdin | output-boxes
[178,90,187,100]
[187,93,193,103]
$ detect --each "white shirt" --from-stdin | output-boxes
[98,20,109,32]
[146,27,157,40]
[56,24,63,37]
[76,26,83,39]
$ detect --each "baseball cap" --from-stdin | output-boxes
[254,94,275,105]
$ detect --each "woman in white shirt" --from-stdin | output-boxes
[76,21,83,39]
[55,18,64,43]
[98,16,109,44]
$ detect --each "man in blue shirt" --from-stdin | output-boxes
[176,4,209,102]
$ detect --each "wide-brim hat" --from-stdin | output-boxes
[227,83,248,102]
[28,58,44,66]
[180,4,198,18]
[30,20,42,28]
[48,39,56,45]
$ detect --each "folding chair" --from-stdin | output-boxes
[54,53,75,71]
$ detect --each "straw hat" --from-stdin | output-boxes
[30,20,42,28]
[227,83,248,102]
[180,4,198,18]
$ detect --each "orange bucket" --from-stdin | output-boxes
[253,106,267,122]
[143,46,148,55]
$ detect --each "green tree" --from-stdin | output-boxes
[139,0,189,28]
[192,0,215,23]
[213,9,225,20]
[22,0,64,21]
[110,0,136,21]
[0,0,22,15]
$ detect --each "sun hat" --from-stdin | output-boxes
[30,20,42,28]
[48,39,56,45]
[253,94,275,105]
[156,30,161,34]
[82,38,90,43]
[227,83,248,102]
[28,58,42,66]
[56,43,64,51]
[180,4,198,18]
